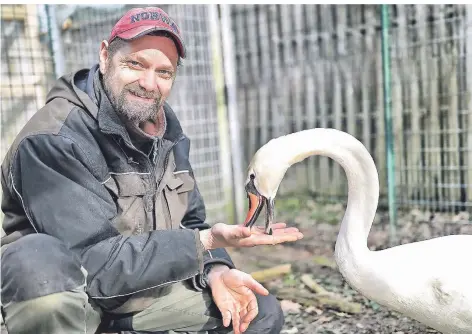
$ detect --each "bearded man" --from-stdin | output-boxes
[0,6,303,334]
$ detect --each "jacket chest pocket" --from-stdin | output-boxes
[162,171,195,230]
[103,174,152,235]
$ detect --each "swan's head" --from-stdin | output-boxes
[243,136,294,231]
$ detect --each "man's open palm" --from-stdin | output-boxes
[204,222,303,250]
[209,268,269,334]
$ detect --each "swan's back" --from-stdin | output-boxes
[370,234,472,333]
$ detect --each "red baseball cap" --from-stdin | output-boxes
[108,7,186,58]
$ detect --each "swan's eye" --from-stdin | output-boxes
[250,173,255,180]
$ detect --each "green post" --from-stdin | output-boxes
[381,4,397,245]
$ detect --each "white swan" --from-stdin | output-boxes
[242,128,472,334]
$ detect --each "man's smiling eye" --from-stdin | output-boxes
[127,60,142,67]
[158,70,173,79]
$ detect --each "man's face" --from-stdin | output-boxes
[99,35,179,126]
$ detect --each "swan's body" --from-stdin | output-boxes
[243,128,472,334]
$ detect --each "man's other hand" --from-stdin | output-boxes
[207,265,269,334]
[199,222,303,250]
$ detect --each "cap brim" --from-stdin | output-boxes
[114,25,186,58]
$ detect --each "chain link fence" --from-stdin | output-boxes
[1,5,55,163]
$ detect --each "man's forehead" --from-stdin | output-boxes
[118,35,177,52]
[117,36,179,66]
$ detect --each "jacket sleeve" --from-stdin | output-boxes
[9,134,206,310]
[180,166,237,291]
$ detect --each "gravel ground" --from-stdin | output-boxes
[227,195,472,334]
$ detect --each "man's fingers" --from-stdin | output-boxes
[230,226,252,239]
[222,310,232,327]
[232,308,241,334]
[251,226,301,236]
[270,233,304,244]
[252,222,286,233]
[239,232,303,247]
[271,227,300,235]
[244,276,269,296]
[240,299,259,332]
[263,222,287,229]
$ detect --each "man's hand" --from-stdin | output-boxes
[199,222,303,250]
[207,265,269,334]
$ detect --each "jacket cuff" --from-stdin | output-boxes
[190,248,236,291]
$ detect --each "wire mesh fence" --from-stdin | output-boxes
[231,4,472,219]
[2,4,472,227]
[389,5,471,216]
[1,4,56,164]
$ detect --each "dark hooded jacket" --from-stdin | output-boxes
[0,64,235,311]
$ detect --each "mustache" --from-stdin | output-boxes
[126,84,161,100]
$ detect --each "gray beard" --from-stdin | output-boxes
[102,73,162,126]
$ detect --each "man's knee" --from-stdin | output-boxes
[248,293,284,333]
[1,233,85,306]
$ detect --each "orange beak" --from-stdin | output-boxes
[243,192,264,228]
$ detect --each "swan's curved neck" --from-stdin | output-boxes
[286,128,379,277]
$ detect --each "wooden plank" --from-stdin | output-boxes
[436,4,450,211]
[332,63,345,196]
[277,4,293,194]
[391,59,404,207]
[304,5,318,194]
[234,10,253,163]
[466,5,472,210]
[317,5,332,196]
[258,5,270,148]
[446,57,460,211]
[332,5,348,196]
[395,4,407,206]
[1,4,27,21]
[416,5,429,211]
[426,5,442,212]
[269,4,282,141]
[362,9,376,155]
[244,8,258,159]
[314,60,330,194]
[409,65,422,205]
[375,24,386,198]
[441,10,461,211]
[292,5,307,190]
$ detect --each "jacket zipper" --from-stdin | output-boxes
[152,138,160,165]
[158,134,185,187]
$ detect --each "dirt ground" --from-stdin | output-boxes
[227,195,472,334]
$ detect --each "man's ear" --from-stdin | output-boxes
[99,40,109,74]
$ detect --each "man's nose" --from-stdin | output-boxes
[138,70,159,92]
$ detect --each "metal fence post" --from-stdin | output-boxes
[467,5,472,209]
[45,4,65,78]
[220,4,245,224]
[208,4,236,224]
[381,4,397,244]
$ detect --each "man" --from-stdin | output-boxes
[0,7,303,334]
